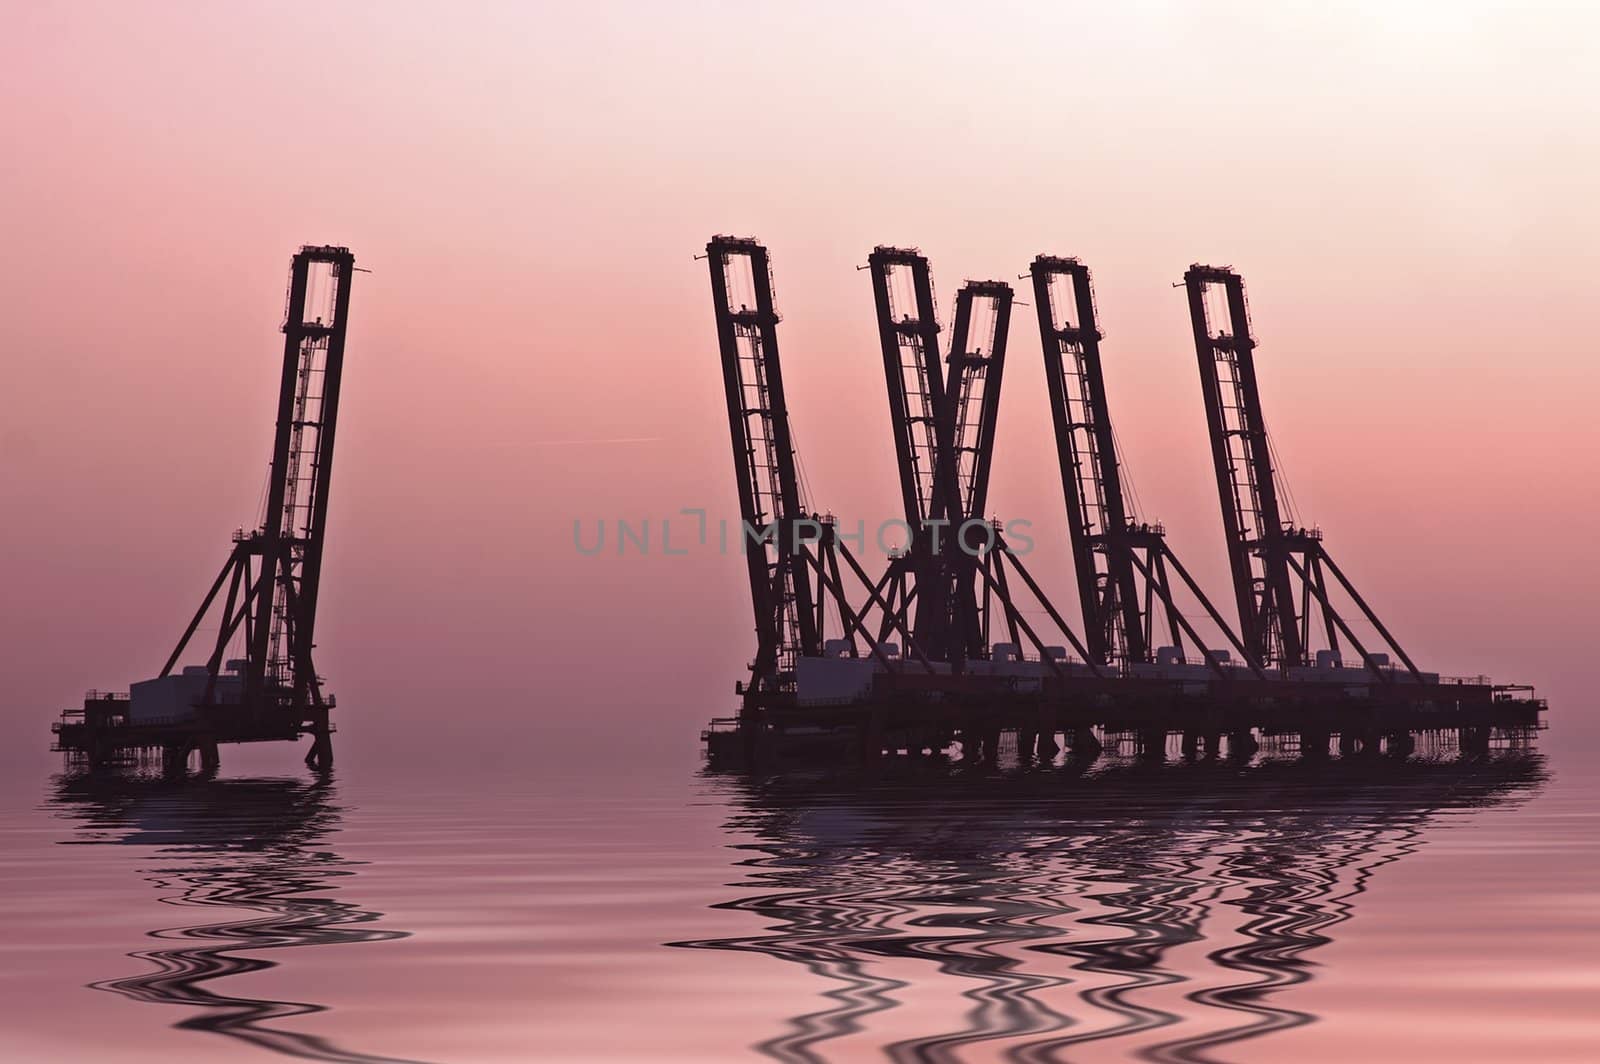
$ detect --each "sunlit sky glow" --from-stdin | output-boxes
[2,2,1596,767]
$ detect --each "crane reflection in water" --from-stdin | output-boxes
[678,752,1546,1064]
[49,774,426,1064]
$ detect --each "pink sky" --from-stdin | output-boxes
[2,3,1596,770]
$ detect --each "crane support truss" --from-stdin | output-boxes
[1184,265,1422,683]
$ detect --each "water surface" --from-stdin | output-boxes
[4,750,1598,1062]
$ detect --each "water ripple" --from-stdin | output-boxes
[677,755,1546,1063]
[49,775,429,1064]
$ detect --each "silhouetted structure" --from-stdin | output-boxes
[1032,257,1258,679]
[866,248,1014,666]
[53,246,357,774]
[1184,267,1409,676]
[703,238,1544,767]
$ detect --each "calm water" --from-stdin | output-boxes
[3,748,1598,1063]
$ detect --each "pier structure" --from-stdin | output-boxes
[53,246,357,774]
[703,238,1544,767]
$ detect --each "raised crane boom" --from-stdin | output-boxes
[942,279,1014,662]
[1184,265,1422,681]
[867,248,1013,663]
[867,247,959,661]
[1030,256,1145,665]
[945,280,1013,525]
[708,237,822,690]
[868,247,954,535]
[250,245,355,714]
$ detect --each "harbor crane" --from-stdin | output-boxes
[54,246,357,774]
[1183,266,1424,685]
